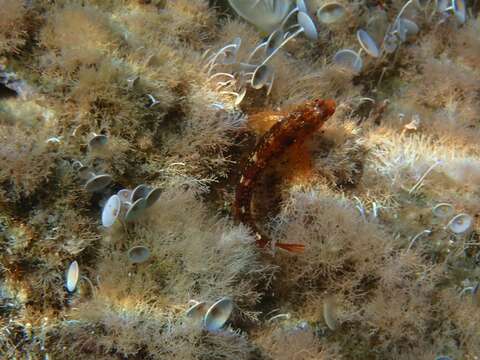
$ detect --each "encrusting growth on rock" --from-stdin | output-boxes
[0,0,479,358]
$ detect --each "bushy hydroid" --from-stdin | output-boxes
[0,0,479,358]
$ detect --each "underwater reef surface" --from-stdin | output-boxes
[0,0,479,359]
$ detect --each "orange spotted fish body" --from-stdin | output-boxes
[234,99,336,252]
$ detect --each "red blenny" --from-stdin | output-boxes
[234,98,336,253]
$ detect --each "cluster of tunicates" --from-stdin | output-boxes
[219,0,467,85]
[206,1,321,106]
[184,297,234,332]
[102,184,161,227]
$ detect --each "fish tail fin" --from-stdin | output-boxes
[275,242,305,253]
